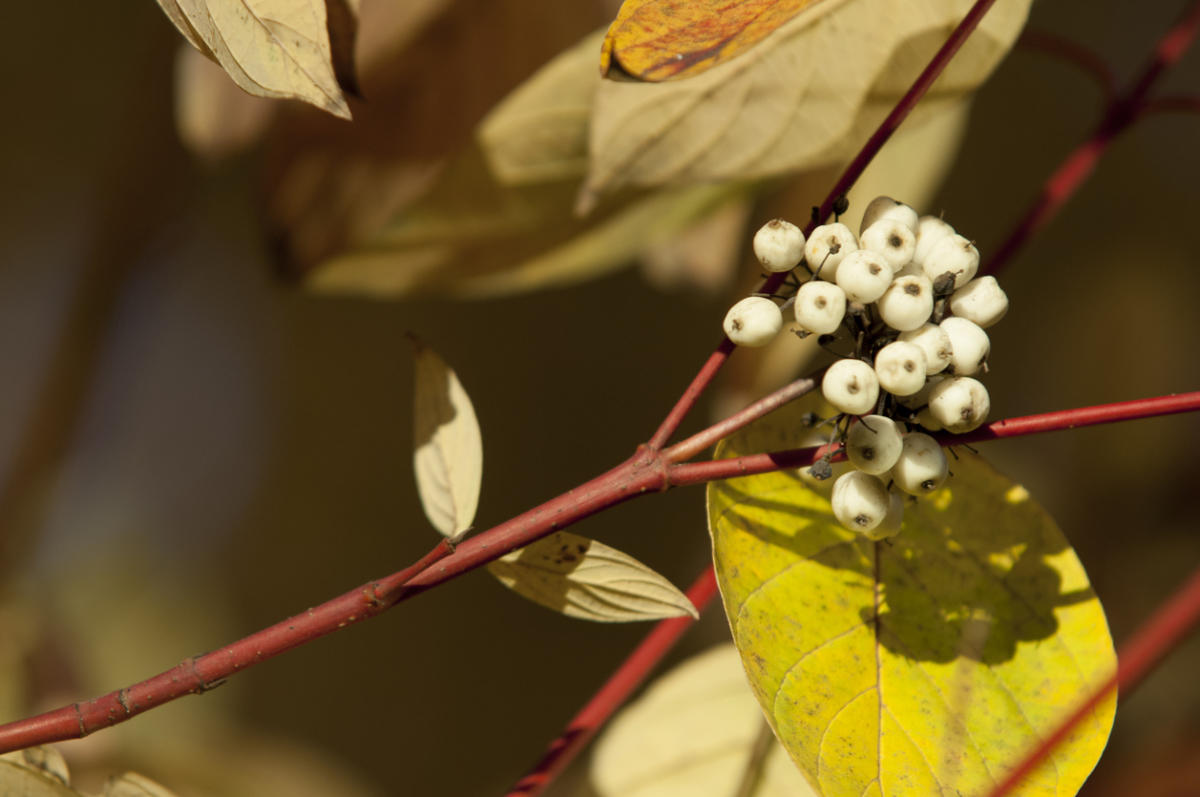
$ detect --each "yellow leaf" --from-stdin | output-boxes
[601,0,828,82]
[582,0,1030,207]
[706,399,1115,795]
[155,0,351,118]
[591,644,817,796]
[487,532,698,622]
[412,337,482,538]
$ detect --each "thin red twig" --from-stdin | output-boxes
[3,390,1193,753]
[662,375,817,464]
[987,562,1200,797]
[506,568,720,797]
[1137,93,1200,117]
[983,0,1200,277]
[646,0,999,451]
[668,391,1200,486]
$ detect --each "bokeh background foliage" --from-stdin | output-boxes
[0,0,1198,794]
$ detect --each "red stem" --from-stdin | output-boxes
[982,0,1200,277]
[987,562,1200,797]
[646,0,1000,450]
[2,392,1194,753]
[506,567,720,796]
[1138,93,1200,117]
[1017,29,1117,101]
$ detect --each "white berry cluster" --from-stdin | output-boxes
[722,196,1009,538]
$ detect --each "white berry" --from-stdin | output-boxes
[923,234,979,290]
[876,275,934,331]
[940,317,990,375]
[794,280,847,334]
[891,433,949,495]
[723,297,782,347]
[913,216,956,267]
[874,340,928,396]
[928,376,990,434]
[822,358,880,416]
[831,471,890,533]
[949,275,1008,328]
[753,219,806,273]
[898,323,953,375]
[804,223,858,281]
[866,491,905,541]
[860,219,916,271]
[860,196,918,235]
[846,415,903,474]
[836,250,894,303]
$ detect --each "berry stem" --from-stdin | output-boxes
[1016,29,1118,101]
[505,567,720,797]
[983,0,1200,277]
[986,561,1200,797]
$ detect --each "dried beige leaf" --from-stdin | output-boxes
[412,337,482,537]
[581,0,1030,208]
[487,532,697,622]
[103,772,180,797]
[155,0,351,119]
[174,45,277,159]
[590,644,816,795]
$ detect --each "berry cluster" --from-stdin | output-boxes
[721,196,1009,538]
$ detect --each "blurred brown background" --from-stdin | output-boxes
[0,1,1198,795]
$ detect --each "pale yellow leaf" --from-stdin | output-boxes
[487,532,697,622]
[102,773,179,797]
[0,758,77,797]
[412,337,482,537]
[590,644,816,796]
[155,0,351,119]
[0,748,70,788]
[478,29,605,185]
[581,0,1030,207]
[174,44,277,159]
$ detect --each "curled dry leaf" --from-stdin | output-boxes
[591,644,816,796]
[600,0,828,81]
[581,0,1030,208]
[412,337,482,538]
[487,531,698,622]
[707,399,1115,795]
[154,0,352,118]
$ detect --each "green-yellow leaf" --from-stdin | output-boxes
[487,532,698,623]
[155,0,351,119]
[0,748,70,789]
[582,0,1029,207]
[412,337,482,538]
[707,400,1115,796]
[590,644,817,796]
[0,757,77,797]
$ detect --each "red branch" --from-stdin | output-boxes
[987,561,1200,797]
[1,391,1194,754]
[983,0,1200,277]
[506,568,720,796]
